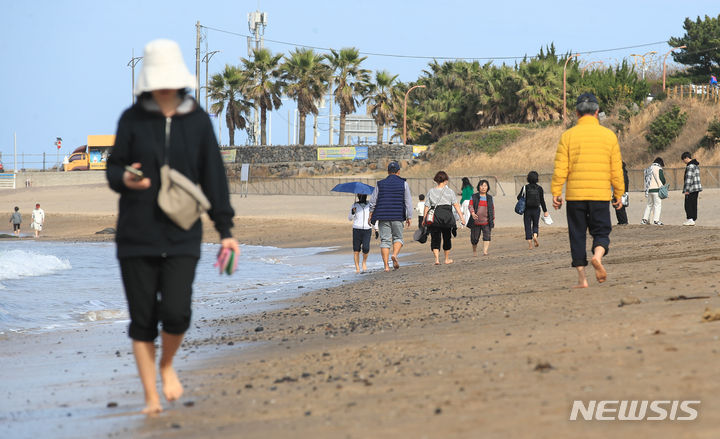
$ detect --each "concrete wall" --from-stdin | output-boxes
[13,171,107,188]
[228,144,416,177]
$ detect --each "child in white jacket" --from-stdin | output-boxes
[349,194,372,273]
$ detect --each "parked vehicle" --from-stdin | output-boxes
[64,135,115,171]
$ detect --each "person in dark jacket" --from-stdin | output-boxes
[614,162,630,225]
[468,179,494,256]
[106,39,239,415]
[368,161,413,271]
[519,171,549,249]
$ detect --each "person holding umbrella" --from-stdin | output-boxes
[332,181,376,273]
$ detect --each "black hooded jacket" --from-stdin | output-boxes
[107,94,234,258]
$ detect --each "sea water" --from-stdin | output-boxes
[0,240,373,334]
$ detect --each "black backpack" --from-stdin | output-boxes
[525,184,541,208]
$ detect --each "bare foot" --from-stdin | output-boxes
[473,252,478,257]
[142,398,163,415]
[445,259,454,265]
[591,258,607,283]
[384,266,390,272]
[483,251,488,256]
[533,236,539,247]
[355,267,360,274]
[572,281,589,289]
[434,261,440,265]
[160,365,183,402]
[362,264,367,272]
[391,256,399,270]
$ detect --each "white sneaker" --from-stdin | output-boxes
[640,219,649,225]
[683,219,695,226]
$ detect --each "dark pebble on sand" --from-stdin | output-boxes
[305,411,312,416]
[255,326,264,332]
[228,341,234,346]
[435,408,442,415]
[107,402,118,408]
[183,401,195,407]
[245,384,253,389]
[171,423,181,429]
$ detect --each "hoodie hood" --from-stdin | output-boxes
[688,158,700,166]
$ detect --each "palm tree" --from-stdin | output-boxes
[241,48,285,145]
[363,70,398,144]
[208,65,250,146]
[516,59,563,122]
[325,48,371,145]
[281,48,330,145]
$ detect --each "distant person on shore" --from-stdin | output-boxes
[9,206,21,237]
[424,171,465,265]
[106,39,239,415]
[349,194,372,273]
[460,177,473,228]
[682,151,702,226]
[519,171,549,249]
[368,161,413,271]
[467,179,494,256]
[416,194,426,227]
[551,92,624,288]
[614,162,630,225]
[641,157,666,225]
[31,203,44,238]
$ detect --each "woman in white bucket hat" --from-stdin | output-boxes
[106,39,239,415]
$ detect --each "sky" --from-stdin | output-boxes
[1,1,718,169]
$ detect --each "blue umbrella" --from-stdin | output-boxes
[331,182,375,195]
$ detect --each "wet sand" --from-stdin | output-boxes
[2,184,720,438]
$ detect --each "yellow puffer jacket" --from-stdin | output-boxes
[551,115,624,201]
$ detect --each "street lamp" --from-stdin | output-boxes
[202,50,220,110]
[127,50,143,105]
[630,51,657,80]
[662,45,686,91]
[563,53,580,122]
[581,61,604,78]
[403,85,426,145]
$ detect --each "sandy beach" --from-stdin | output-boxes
[2,183,720,438]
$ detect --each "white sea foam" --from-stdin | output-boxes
[0,249,72,282]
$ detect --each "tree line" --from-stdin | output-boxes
[208,15,720,146]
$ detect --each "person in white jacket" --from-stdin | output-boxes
[349,194,373,273]
[31,203,45,238]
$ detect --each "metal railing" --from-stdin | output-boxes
[228,175,501,197]
[0,153,63,171]
[666,84,720,103]
[513,166,720,195]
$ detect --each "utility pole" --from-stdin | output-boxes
[195,21,201,102]
[328,78,334,146]
[248,11,267,145]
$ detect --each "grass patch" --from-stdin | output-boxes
[430,128,525,157]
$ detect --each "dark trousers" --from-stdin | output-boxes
[685,192,699,220]
[566,201,612,267]
[615,206,628,224]
[523,207,541,239]
[120,256,199,341]
[352,228,371,253]
[429,226,452,251]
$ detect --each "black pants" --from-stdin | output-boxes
[685,192,699,220]
[615,206,628,224]
[566,201,612,267]
[352,228,371,253]
[523,207,541,239]
[120,256,199,341]
[429,226,452,251]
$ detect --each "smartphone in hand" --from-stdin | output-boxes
[124,165,144,181]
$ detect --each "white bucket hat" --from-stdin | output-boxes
[134,39,196,96]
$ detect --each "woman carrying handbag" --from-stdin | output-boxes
[424,171,465,265]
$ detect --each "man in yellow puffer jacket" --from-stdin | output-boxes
[551,93,624,288]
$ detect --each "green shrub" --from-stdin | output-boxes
[645,106,688,152]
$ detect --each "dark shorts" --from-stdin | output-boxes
[120,255,199,342]
[352,228,372,253]
[470,224,491,244]
[12,223,20,231]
